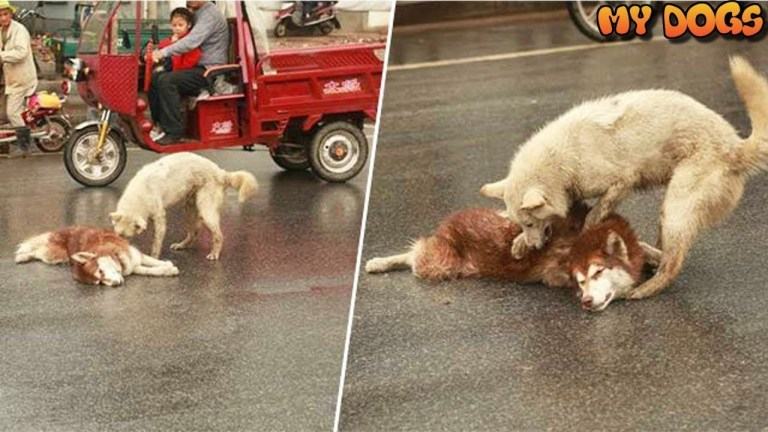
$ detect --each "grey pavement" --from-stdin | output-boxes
[0,148,368,430]
[341,13,768,432]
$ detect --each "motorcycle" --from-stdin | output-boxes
[274,1,341,38]
[0,80,72,153]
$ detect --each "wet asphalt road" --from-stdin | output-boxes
[341,13,768,432]
[0,146,368,430]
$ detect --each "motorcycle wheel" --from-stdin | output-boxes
[271,143,310,171]
[567,1,618,42]
[274,20,289,38]
[35,116,71,153]
[64,126,127,187]
[320,22,334,35]
[308,121,368,183]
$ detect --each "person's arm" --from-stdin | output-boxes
[0,24,31,64]
[178,48,202,70]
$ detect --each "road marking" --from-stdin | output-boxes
[388,37,665,72]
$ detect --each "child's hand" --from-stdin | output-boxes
[171,34,179,42]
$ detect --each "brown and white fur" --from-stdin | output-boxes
[365,204,660,311]
[481,56,768,300]
[15,227,179,286]
[110,152,257,260]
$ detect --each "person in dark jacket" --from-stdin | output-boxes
[149,1,228,144]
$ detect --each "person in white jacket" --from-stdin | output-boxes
[0,0,36,157]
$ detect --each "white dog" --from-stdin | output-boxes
[110,152,258,260]
[482,56,768,299]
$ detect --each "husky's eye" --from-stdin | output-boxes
[591,268,604,279]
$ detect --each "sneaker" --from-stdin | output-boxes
[156,135,181,145]
[150,130,165,141]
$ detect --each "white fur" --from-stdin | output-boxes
[577,264,636,312]
[111,152,258,260]
[484,56,768,299]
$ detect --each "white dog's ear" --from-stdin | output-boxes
[605,231,628,262]
[70,251,97,264]
[480,179,507,200]
[521,188,546,210]
[110,212,122,224]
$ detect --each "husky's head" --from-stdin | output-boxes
[70,252,125,286]
[481,179,568,250]
[570,230,637,312]
[110,212,147,238]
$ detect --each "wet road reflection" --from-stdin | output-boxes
[342,14,768,432]
[0,148,367,430]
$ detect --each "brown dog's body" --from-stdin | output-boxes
[15,226,179,286]
[366,205,658,310]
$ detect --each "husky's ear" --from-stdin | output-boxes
[71,251,97,264]
[110,212,122,225]
[605,231,629,262]
[480,179,507,200]
[521,188,546,210]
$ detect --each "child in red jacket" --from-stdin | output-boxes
[151,7,201,139]
[159,7,201,72]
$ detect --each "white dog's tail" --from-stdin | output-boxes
[730,56,768,174]
[225,171,258,203]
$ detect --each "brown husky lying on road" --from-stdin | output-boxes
[366,204,660,311]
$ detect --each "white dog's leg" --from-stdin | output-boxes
[197,187,224,261]
[133,264,180,277]
[630,163,743,299]
[585,182,631,228]
[510,233,530,260]
[171,200,201,251]
[639,241,662,267]
[150,210,167,258]
[365,252,414,273]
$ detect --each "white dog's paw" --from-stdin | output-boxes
[206,252,220,261]
[511,234,528,260]
[170,242,186,251]
[365,258,387,273]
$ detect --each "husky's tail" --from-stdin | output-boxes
[225,170,258,203]
[730,56,768,174]
[15,232,50,263]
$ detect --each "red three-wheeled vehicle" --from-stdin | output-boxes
[63,1,384,186]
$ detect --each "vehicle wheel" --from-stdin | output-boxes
[319,22,334,35]
[567,1,617,42]
[274,21,289,38]
[308,121,368,183]
[271,143,310,171]
[64,126,127,187]
[35,116,71,153]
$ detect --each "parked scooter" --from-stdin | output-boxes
[274,1,340,38]
[0,81,72,153]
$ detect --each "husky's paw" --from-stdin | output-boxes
[166,266,180,276]
[510,234,529,260]
[14,253,32,263]
[365,258,388,273]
